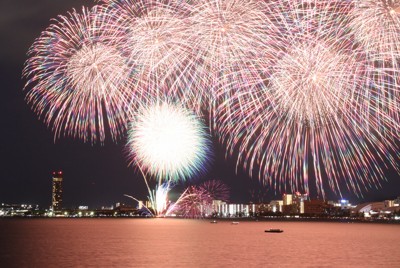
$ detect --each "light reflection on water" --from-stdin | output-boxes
[1,219,400,267]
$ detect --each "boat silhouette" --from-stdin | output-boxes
[265,229,283,233]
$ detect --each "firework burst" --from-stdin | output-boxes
[349,0,400,126]
[349,0,400,61]
[167,185,211,218]
[165,180,229,218]
[198,179,230,202]
[23,7,135,143]
[127,101,212,182]
[172,0,278,115]
[216,1,399,197]
[99,0,194,106]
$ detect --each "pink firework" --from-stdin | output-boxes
[168,180,229,217]
[349,0,400,127]
[99,0,194,107]
[180,0,278,115]
[23,6,135,143]
[172,186,212,218]
[349,0,400,62]
[198,179,230,202]
[216,0,399,197]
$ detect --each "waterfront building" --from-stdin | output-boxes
[0,203,39,217]
[352,202,399,218]
[228,204,237,216]
[248,203,257,216]
[384,200,394,208]
[281,192,308,214]
[283,194,293,206]
[145,200,152,209]
[304,200,326,215]
[270,200,283,213]
[394,196,400,206]
[332,199,353,209]
[293,192,308,214]
[115,203,138,216]
[210,202,253,217]
[51,171,63,211]
[212,200,227,217]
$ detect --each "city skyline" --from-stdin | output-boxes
[2,186,399,220]
[1,0,400,209]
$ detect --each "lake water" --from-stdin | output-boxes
[1,219,399,267]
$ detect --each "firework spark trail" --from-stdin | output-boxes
[216,0,399,197]
[126,101,212,183]
[23,6,135,143]
[133,162,173,216]
[126,178,172,216]
[164,187,189,216]
[124,194,154,216]
[153,182,171,214]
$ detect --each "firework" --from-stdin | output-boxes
[349,0,400,61]
[22,0,400,198]
[177,0,277,114]
[23,7,135,143]
[127,101,212,182]
[99,0,194,108]
[125,181,172,216]
[349,0,400,126]
[165,180,229,218]
[198,179,229,202]
[216,1,399,197]
[168,186,211,218]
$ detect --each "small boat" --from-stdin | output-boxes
[265,229,283,233]
[210,220,218,223]
[231,222,239,225]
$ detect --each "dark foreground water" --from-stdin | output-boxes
[1,219,399,267]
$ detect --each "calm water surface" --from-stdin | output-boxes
[1,219,399,267]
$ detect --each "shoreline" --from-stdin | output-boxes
[1,216,399,224]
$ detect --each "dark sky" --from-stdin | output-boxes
[1,0,399,209]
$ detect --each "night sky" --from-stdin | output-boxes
[1,0,399,209]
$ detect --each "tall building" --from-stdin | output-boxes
[51,171,63,211]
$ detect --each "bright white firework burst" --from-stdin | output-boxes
[127,101,212,182]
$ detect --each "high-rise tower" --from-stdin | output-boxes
[51,171,63,211]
